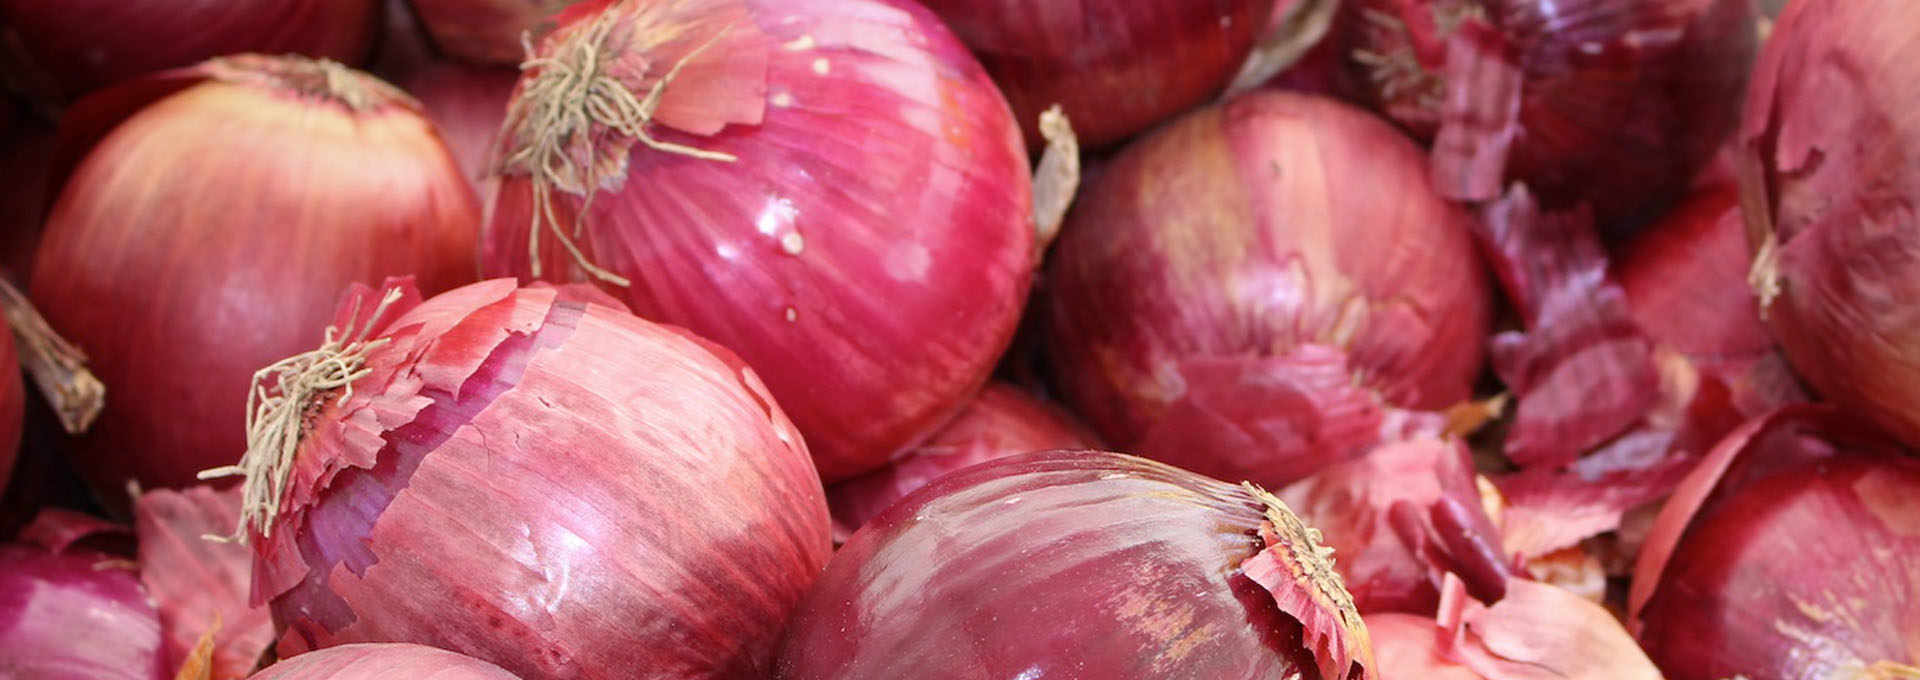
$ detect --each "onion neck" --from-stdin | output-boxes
[0,275,104,434]
[202,54,416,115]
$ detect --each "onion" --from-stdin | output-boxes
[914,0,1277,149]
[0,509,164,680]
[1368,577,1661,679]
[135,485,272,680]
[0,0,380,105]
[1740,0,1920,451]
[484,0,1035,481]
[776,450,1375,680]
[370,0,520,202]
[218,278,830,679]
[408,0,578,65]
[1338,0,1758,229]
[28,55,480,511]
[1044,91,1490,488]
[1631,406,1920,678]
[247,644,518,680]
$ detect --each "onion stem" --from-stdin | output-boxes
[0,275,104,434]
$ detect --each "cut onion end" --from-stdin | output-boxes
[0,275,104,434]
[1239,482,1376,680]
[1031,105,1080,256]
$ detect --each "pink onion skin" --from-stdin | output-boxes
[135,485,272,680]
[0,511,165,680]
[777,450,1374,680]
[248,644,519,680]
[408,0,577,65]
[1044,91,1490,488]
[0,0,379,104]
[1739,0,1920,450]
[252,279,831,680]
[27,55,480,512]
[826,383,1099,541]
[485,0,1035,482]
[914,0,1275,149]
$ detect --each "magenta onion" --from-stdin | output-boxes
[408,0,579,65]
[1368,578,1660,679]
[484,0,1035,481]
[0,0,380,104]
[826,383,1098,541]
[1044,91,1489,488]
[0,510,164,680]
[777,450,1374,679]
[247,644,519,680]
[914,0,1276,148]
[1631,407,1920,678]
[1740,0,1920,450]
[28,55,480,511]
[135,485,272,680]
[224,278,830,679]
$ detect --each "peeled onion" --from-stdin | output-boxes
[0,510,164,680]
[484,0,1035,481]
[247,644,519,680]
[29,55,480,511]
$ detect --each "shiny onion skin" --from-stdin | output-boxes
[0,0,379,104]
[28,55,480,512]
[1740,0,1920,450]
[777,451,1375,680]
[1339,0,1757,229]
[825,383,1099,541]
[1631,407,1920,679]
[0,510,165,680]
[247,644,520,680]
[242,279,831,680]
[410,0,579,64]
[1044,91,1490,488]
[485,0,1035,482]
[135,486,272,680]
[914,0,1276,149]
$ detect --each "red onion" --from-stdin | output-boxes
[221,278,830,679]
[826,382,1098,541]
[1368,577,1661,679]
[777,450,1375,680]
[484,0,1036,481]
[1338,0,1757,229]
[1044,91,1490,487]
[135,485,272,680]
[1740,0,1920,451]
[1631,407,1920,678]
[0,0,381,105]
[247,644,518,680]
[409,0,578,65]
[914,0,1276,148]
[0,510,164,680]
[28,55,480,511]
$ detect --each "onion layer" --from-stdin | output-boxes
[247,644,519,680]
[0,510,164,680]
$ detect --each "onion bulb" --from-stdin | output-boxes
[409,0,580,64]
[246,644,519,680]
[0,509,164,680]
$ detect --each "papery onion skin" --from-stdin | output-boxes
[1044,91,1489,488]
[252,279,831,680]
[1739,0,1920,449]
[0,511,165,680]
[28,55,480,512]
[409,0,578,64]
[0,0,380,104]
[135,485,272,680]
[485,0,1035,482]
[248,643,520,680]
[776,450,1373,680]
[914,0,1275,148]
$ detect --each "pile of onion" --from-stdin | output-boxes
[1044,90,1489,488]
[29,54,480,511]
[778,450,1374,679]
[213,278,830,679]
[246,644,519,680]
[483,0,1036,482]
[0,509,163,680]
[1740,0,1920,450]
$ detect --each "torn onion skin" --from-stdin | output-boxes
[246,643,520,680]
[1633,407,1920,679]
[1044,91,1490,488]
[248,279,831,680]
[0,510,165,680]
[484,0,1035,483]
[135,486,272,680]
[777,450,1374,680]
[914,0,1276,149]
[1739,0,1920,450]
[409,0,579,64]
[27,55,480,512]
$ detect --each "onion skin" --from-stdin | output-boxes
[409,0,578,64]
[914,0,1275,149]
[1044,91,1489,488]
[0,102,55,279]
[28,55,480,512]
[485,0,1035,482]
[1366,579,1660,679]
[777,450,1374,680]
[251,279,831,680]
[247,644,520,680]
[135,486,272,680]
[1739,0,1920,450]
[0,510,165,680]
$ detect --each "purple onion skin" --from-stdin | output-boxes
[915,0,1276,148]
[1741,0,1920,449]
[778,450,1326,679]
[1044,91,1489,488]
[0,544,165,680]
[249,644,521,680]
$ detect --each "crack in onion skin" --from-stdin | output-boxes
[1738,0,1920,451]
[1043,91,1489,489]
[776,450,1375,680]
[0,510,165,680]
[246,643,521,680]
[409,0,579,64]
[248,279,831,680]
[485,0,1036,483]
